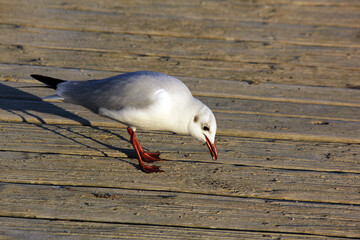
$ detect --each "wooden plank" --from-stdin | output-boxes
[1,150,359,204]
[0,183,359,238]
[2,65,360,105]
[0,42,359,88]
[1,96,359,143]
[1,123,360,173]
[287,0,359,5]
[1,122,359,173]
[1,217,335,240]
[3,0,360,26]
[5,0,360,28]
[1,77,359,142]
[0,43,279,84]
[2,24,360,71]
[63,0,360,28]
[217,111,360,143]
[1,122,360,172]
[2,82,360,122]
[1,0,360,47]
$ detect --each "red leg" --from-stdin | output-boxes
[127,127,163,163]
[127,127,163,173]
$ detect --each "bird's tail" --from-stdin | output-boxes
[31,74,66,89]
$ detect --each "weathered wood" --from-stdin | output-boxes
[1,43,359,88]
[1,96,359,143]
[1,122,359,173]
[1,24,360,71]
[1,0,360,88]
[65,0,360,29]
[2,65,360,105]
[2,81,360,122]
[1,0,360,238]
[1,0,360,46]
[0,183,359,238]
[1,150,359,204]
[2,217,336,240]
[5,0,360,28]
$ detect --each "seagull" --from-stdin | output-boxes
[31,71,217,173]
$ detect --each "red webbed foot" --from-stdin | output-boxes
[141,151,163,163]
[141,164,164,173]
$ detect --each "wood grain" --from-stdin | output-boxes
[1,149,359,204]
[1,217,336,240]
[1,91,359,143]
[1,42,359,88]
[2,65,360,104]
[1,0,360,46]
[1,24,359,70]
[2,81,360,121]
[1,0,360,87]
[0,183,359,237]
[1,122,359,172]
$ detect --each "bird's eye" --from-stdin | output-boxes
[203,125,210,131]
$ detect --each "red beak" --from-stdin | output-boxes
[205,135,218,161]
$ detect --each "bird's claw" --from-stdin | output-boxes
[141,152,163,163]
[141,164,163,173]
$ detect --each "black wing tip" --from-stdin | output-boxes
[30,74,50,80]
[31,74,66,89]
[31,74,56,81]
[30,74,42,78]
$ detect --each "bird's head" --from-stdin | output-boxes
[188,104,218,160]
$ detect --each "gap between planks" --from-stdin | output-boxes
[0,216,345,240]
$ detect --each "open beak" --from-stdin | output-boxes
[205,135,218,161]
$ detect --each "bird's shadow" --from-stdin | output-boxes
[0,82,137,163]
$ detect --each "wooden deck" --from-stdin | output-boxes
[0,0,359,239]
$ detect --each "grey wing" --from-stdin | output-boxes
[56,74,160,113]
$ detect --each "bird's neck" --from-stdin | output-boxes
[165,97,204,135]
[182,98,204,134]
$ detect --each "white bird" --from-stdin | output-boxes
[31,71,218,173]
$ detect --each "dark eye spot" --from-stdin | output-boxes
[194,115,199,122]
[203,125,210,131]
